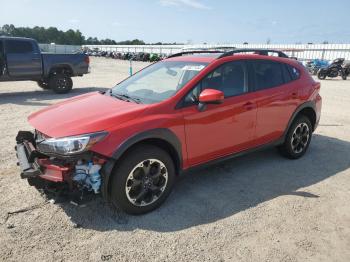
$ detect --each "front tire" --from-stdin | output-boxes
[317,70,327,80]
[49,74,73,94]
[110,145,176,215]
[279,116,312,159]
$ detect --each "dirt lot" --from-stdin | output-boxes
[0,57,349,262]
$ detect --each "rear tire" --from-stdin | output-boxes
[49,74,73,94]
[37,80,50,89]
[278,116,312,159]
[110,145,176,215]
[341,71,347,80]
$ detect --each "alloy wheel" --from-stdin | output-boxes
[125,159,168,207]
[291,123,310,154]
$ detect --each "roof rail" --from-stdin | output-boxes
[218,49,289,59]
[167,50,224,58]
[167,48,289,59]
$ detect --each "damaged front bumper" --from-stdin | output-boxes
[16,131,71,183]
[15,131,111,198]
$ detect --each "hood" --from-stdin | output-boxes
[28,92,147,138]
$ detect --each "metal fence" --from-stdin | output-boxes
[39,43,82,54]
[84,43,350,61]
[84,44,183,56]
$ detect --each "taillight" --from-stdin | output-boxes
[84,56,90,64]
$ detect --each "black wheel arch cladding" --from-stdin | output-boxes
[100,128,182,202]
[282,101,317,142]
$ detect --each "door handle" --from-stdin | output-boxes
[243,101,255,110]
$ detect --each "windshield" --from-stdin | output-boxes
[111,61,208,104]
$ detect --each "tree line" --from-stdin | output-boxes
[0,24,174,45]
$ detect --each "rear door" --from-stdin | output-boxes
[5,39,42,78]
[248,59,300,145]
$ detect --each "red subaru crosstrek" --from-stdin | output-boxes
[16,49,322,214]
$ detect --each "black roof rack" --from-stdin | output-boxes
[167,48,289,59]
[167,50,225,58]
[218,49,289,58]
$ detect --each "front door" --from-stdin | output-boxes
[180,60,258,167]
[5,39,42,79]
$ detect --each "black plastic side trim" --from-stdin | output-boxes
[111,128,182,163]
[182,138,283,175]
[282,101,316,141]
[102,128,183,201]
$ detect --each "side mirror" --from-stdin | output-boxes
[198,89,224,111]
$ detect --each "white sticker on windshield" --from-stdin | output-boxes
[182,65,205,71]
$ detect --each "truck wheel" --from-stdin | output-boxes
[278,115,312,159]
[37,80,50,89]
[110,145,176,215]
[49,74,73,94]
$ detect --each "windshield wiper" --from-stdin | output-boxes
[109,90,142,104]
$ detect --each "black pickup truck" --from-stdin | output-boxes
[0,37,89,94]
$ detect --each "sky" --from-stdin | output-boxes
[1,0,349,44]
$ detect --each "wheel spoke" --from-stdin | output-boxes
[135,189,148,203]
[142,160,151,175]
[149,184,161,194]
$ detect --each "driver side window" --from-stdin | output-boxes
[184,61,247,106]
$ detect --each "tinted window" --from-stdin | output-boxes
[281,64,292,83]
[252,60,284,90]
[183,61,247,106]
[6,40,33,54]
[286,64,301,80]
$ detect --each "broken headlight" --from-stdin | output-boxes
[36,131,108,156]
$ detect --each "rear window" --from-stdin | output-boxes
[251,60,285,91]
[286,64,301,80]
[5,40,33,54]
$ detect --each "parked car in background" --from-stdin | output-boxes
[0,37,89,93]
[16,49,321,215]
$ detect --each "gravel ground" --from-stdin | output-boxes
[0,57,349,262]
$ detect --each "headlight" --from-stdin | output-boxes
[36,131,108,156]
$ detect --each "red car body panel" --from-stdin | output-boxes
[181,91,258,166]
[27,54,321,174]
[37,159,70,182]
[28,92,147,138]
